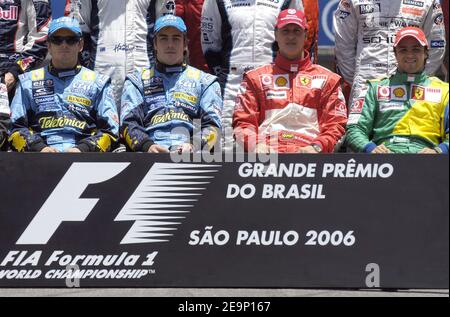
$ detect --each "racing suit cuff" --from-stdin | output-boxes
[29,140,48,152]
[310,139,325,153]
[141,139,155,153]
[363,142,377,153]
[310,143,323,153]
[436,143,448,154]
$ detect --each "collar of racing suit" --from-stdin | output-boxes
[274,50,311,73]
[394,70,428,84]
[155,61,187,74]
[48,63,82,78]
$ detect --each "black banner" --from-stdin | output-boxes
[0,153,448,288]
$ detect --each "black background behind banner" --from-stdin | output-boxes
[0,153,448,288]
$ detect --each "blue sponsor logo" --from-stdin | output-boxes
[69,88,93,97]
[35,96,55,104]
[434,13,444,25]
[37,103,60,112]
[177,80,197,89]
[174,100,196,113]
[339,10,350,19]
[32,79,53,88]
[32,80,45,88]
[144,86,165,95]
[145,94,166,105]
[68,104,89,115]
[71,82,90,91]
[430,40,445,48]
[70,82,93,97]
[147,101,166,111]
[32,86,54,98]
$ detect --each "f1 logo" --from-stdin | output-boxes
[16,163,129,245]
[15,162,218,245]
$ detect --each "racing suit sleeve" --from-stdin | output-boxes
[201,0,224,80]
[346,81,378,153]
[120,77,155,152]
[175,0,186,18]
[333,0,358,85]
[75,82,120,152]
[423,0,446,75]
[232,74,261,152]
[312,77,348,153]
[8,0,51,79]
[8,81,47,152]
[195,80,223,151]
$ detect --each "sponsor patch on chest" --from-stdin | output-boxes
[311,75,327,89]
[379,103,405,112]
[67,95,92,107]
[411,85,425,100]
[174,100,197,113]
[259,74,273,88]
[266,90,287,100]
[32,79,54,99]
[391,86,408,101]
[273,75,290,89]
[296,75,312,88]
[177,79,197,89]
[174,92,198,104]
[377,86,391,101]
[81,71,96,81]
[423,87,442,103]
[33,86,54,98]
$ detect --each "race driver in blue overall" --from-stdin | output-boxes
[9,17,119,152]
[121,15,222,153]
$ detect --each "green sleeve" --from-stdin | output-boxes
[346,81,378,153]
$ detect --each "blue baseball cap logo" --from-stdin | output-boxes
[154,15,187,34]
[48,17,82,37]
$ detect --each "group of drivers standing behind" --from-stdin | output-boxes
[0,0,448,155]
